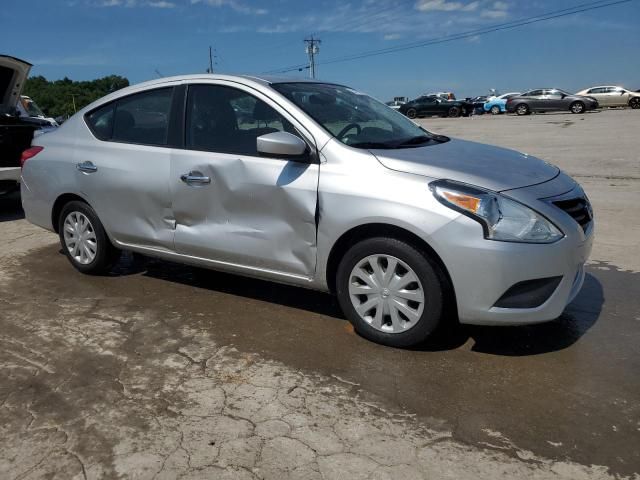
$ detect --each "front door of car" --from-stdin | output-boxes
[79,87,175,251]
[170,83,319,279]
[608,87,628,106]
[545,90,567,110]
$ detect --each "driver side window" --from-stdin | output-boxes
[186,84,295,156]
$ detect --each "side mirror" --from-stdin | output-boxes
[257,131,308,159]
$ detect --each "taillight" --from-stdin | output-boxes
[20,146,44,168]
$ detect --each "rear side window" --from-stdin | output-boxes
[112,88,173,145]
[86,87,174,146]
[86,103,114,140]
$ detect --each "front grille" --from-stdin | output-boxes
[553,196,592,232]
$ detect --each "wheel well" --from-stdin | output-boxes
[325,223,455,303]
[51,193,87,233]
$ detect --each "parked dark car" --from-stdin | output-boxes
[399,95,470,118]
[0,55,39,196]
[506,88,598,115]
[467,96,488,115]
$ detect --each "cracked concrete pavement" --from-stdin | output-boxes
[1,109,639,479]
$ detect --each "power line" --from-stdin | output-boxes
[264,0,634,74]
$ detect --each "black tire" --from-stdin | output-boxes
[58,200,120,275]
[570,101,585,114]
[405,108,417,119]
[515,103,529,116]
[629,97,640,109]
[448,106,461,118]
[336,237,445,348]
[490,105,501,115]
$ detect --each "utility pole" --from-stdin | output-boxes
[69,94,77,113]
[304,36,320,79]
[207,46,215,74]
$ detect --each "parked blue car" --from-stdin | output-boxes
[484,92,521,114]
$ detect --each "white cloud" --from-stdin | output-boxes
[481,1,509,19]
[384,33,402,40]
[147,0,175,7]
[415,0,479,12]
[191,0,267,15]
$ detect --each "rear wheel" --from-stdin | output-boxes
[490,105,501,115]
[629,97,640,109]
[405,108,417,119]
[570,101,585,114]
[448,106,461,118]
[515,103,529,116]
[58,201,120,274]
[336,237,445,348]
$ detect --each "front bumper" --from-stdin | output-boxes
[427,181,593,326]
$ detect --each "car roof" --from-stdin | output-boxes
[127,74,340,90]
[79,74,346,114]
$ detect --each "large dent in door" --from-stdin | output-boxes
[172,154,318,278]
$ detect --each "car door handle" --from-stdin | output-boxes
[76,161,98,173]
[180,171,211,186]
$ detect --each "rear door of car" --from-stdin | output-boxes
[79,87,176,251]
[586,87,606,105]
[523,90,544,110]
[170,82,319,279]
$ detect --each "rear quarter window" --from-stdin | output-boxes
[85,87,174,146]
[86,103,114,140]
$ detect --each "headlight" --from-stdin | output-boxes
[430,180,564,243]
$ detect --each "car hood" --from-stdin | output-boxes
[0,55,32,112]
[370,138,559,192]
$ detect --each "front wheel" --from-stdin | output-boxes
[405,108,417,119]
[490,105,501,115]
[570,101,585,114]
[629,97,640,109]
[58,201,120,275]
[448,106,461,118]
[336,238,445,348]
[515,103,529,116]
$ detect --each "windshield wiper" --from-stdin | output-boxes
[394,135,434,147]
[348,141,395,149]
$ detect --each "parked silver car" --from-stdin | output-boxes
[21,75,594,347]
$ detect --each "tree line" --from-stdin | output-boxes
[23,75,130,119]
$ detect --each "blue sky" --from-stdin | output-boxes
[1,0,638,100]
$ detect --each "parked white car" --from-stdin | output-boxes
[575,86,640,109]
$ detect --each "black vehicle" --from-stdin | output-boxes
[505,88,599,115]
[467,96,488,115]
[1,55,38,196]
[399,95,470,119]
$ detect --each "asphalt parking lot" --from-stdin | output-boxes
[1,109,639,479]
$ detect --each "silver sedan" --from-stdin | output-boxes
[21,75,594,347]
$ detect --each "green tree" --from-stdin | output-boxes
[22,75,130,118]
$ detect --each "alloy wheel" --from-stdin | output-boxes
[63,211,98,265]
[571,102,585,114]
[348,254,425,334]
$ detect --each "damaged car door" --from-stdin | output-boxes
[170,83,319,279]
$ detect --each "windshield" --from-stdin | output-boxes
[272,82,444,149]
[20,97,45,117]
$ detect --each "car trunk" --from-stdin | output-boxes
[0,55,36,170]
